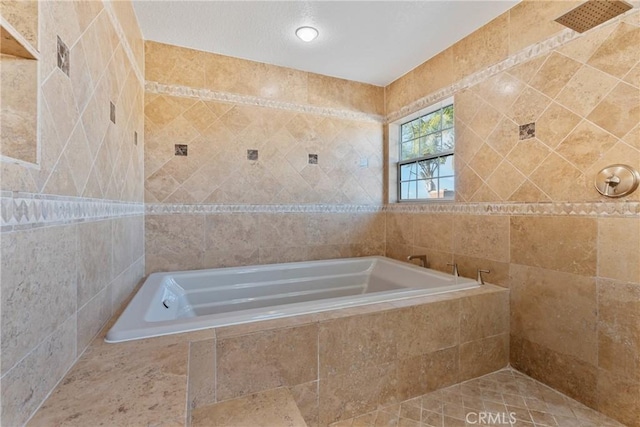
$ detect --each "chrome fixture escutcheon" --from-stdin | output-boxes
[594,164,640,198]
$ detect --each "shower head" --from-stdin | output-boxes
[554,0,633,33]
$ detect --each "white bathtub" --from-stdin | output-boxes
[106,256,479,342]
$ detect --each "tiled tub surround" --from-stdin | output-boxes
[384,210,640,426]
[0,0,145,425]
[144,208,386,274]
[28,283,509,427]
[381,5,640,426]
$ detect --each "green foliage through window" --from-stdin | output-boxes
[399,104,454,201]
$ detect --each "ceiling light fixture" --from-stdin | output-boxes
[295,26,318,42]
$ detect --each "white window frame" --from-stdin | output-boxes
[391,97,455,203]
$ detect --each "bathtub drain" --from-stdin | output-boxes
[162,300,170,309]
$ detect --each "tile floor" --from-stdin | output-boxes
[329,368,624,427]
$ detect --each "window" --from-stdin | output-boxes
[398,103,454,201]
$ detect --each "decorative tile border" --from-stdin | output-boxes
[146,202,640,217]
[0,193,144,232]
[3,196,636,230]
[145,203,383,215]
[387,202,640,217]
[385,8,639,122]
[145,81,385,124]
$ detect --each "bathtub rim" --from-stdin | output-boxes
[105,256,479,343]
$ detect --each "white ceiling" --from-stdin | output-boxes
[132,1,519,87]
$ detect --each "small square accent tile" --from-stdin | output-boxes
[175,144,188,156]
[308,154,318,164]
[134,131,138,146]
[110,102,116,124]
[519,122,535,140]
[247,149,258,161]
[57,36,69,76]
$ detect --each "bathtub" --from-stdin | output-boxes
[106,256,479,342]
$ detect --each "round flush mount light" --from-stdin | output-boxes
[295,26,319,42]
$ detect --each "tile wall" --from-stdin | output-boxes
[0,1,145,425]
[143,41,386,274]
[384,3,640,426]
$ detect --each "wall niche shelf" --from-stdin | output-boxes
[0,12,39,164]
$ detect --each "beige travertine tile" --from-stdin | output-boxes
[597,279,640,381]
[588,23,640,79]
[455,123,484,166]
[308,73,384,116]
[459,334,509,381]
[385,71,415,115]
[472,72,525,115]
[77,286,111,352]
[0,55,38,163]
[453,89,483,125]
[588,81,640,139]
[597,368,640,427]
[535,102,582,149]
[507,86,551,125]
[510,216,597,275]
[413,214,453,253]
[624,60,640,88]
[506,138,551,177]
[455,164,483,202]
[188,339,216,409]
[28,336,190,427]
[528,152,583,201]
[555,65,619,117]
[598,217,640,283]
[453,215,510,263]
[319,362,397,426]
[468,102,503,140]
[556,120,619,172]
[216,325,318,400]
[469,143,501,180]
[460,291,509,343]
[77,219,113,306]
[452,13,509,81]
[290,381,319,427]
[510,264,597,365]
[508,1,578,54]
[424,346,460,392]
[193,388,308,427]
[557,20,616,63]
[411,49,454,101]
[1,226,77,376]
[3,316,76,427]
[0,0,38,48]
[529,52,582,98]
[510,335,598,408]
[485,160,527,201]
[395,355,428,402]
[386,213,414,246]
[319,311,396,378]
[485,117,519,157]
[508,180,551,203]
[336,368,624,427]
[507,54,548,85]
[469,184,501,203]
[391,299,461,358]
